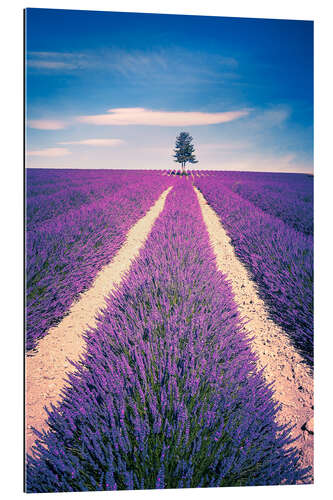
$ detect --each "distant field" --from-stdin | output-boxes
[26,169,313,491]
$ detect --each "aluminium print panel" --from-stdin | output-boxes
[24,7,314,493]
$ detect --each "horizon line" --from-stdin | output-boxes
[24,166,314,175]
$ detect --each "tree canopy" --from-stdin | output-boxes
[173,131,198,174]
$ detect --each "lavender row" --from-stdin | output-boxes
[195,177,313,366]
[207,171,313,235]
[26,181,306,492]
[26,170,150,227]
[26,168,135,193]
[26,171,172,351]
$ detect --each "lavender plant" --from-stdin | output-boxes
[26,180,307,492]
[216,172,313,235]
[26,169,152,228]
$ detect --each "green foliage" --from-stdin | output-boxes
[173,132,198,172]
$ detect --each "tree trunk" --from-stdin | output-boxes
[181,163,185,175]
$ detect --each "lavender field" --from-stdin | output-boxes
[25,169,313,492]
[195,172,313,366]
[26,169,171,351]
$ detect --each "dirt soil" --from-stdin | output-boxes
[194,186,314,482]
[25,186,173,456]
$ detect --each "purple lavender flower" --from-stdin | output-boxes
[26,180,307,492]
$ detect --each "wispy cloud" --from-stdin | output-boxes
[77,107,249,127]
[27,148,71,157]
[27,51,89,72]
[58,138,125,147]
[28,119,67,130]
[28,61,77,70]
[26,48,239,83]
[248,107,290,129]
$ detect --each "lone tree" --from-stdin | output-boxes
[173,131,198,175]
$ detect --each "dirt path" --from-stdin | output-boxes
[194,186,314,481]
[25,186,173,456]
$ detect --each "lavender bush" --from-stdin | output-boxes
[195,174,313,366]
[26,169,172,351]
[26,169,151,228]
[216,172,313,236]
[26,180,307,492]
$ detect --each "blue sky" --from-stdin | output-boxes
[25,8,313,172]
